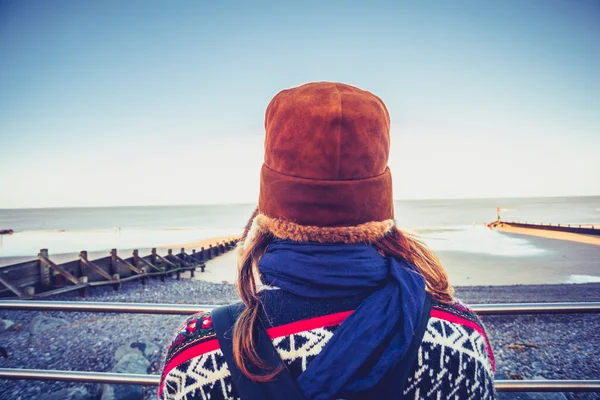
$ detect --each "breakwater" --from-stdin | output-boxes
[0,239,239,299]
[489,220,599,236]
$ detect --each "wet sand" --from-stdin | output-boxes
[192,235,600,287]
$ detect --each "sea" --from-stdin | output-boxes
[0,196,599,261]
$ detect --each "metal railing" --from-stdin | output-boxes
[0,369,598,392]
[1,300,599,315]
[1,300,599,393]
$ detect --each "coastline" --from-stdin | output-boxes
[2,230,598,286]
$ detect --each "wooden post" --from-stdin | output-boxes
[133,250,147,285]
[151,248,164,282]
[151,248,157,265]
[190,249,196,278]
[112,274,121,291]
[167,249,181,280]
[39,249,51,287]
[79,251,89,281]
[78,276,88,297]
[133,249,140,267]
[111,249,120,290]
[111,249,119,276]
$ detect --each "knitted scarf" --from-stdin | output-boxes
[258,240,426,400]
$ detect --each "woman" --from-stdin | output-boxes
[159,82,496,399]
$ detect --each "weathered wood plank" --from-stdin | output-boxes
[80,253,113,281]
[34,284,88,298]
[0,275,24,297]
[39,257,81,285]
[111,249,143,275]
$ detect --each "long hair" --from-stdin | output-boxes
[233,214,454,381]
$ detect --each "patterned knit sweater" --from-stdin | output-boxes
[159,289,496,400]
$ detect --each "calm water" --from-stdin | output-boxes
[0,197,598,258]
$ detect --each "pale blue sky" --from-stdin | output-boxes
[1,0,598,208]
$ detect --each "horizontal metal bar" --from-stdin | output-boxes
[0,300,598,315]
[472,302,600,315]
[0,369,598,392]
[0,368,159,385]
[0,300,214,314]
[496,379,600,392]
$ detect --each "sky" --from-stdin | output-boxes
[0,0,598,208]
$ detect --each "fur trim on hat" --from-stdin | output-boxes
[244,213,395,245]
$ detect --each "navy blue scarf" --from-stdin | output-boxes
[258,240,426,400]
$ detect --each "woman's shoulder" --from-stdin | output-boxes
[427,298,495,371]
[163,311,217,364]
[402,298,497,399]
[430,298,488,330]
[159,311,221,398]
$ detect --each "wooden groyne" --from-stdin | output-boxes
[489,221,599,236]
[0,239,239,299]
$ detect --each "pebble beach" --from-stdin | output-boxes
[0,271,598,399]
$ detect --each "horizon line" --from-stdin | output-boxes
[1,194,598,211]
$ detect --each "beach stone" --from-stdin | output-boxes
[114,344,144,361]
[113,353,150,374]
[36,386,90,400]
[0,319,15,331]
[115,341,159,361]
[138,341,159,358]
[99,353,149,400]
[27,315,68,335]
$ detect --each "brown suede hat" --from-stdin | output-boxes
[252,82,395,244]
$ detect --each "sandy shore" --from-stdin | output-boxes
[493,224,600,246]
[2,232,598,287]
[160,235,240,251]
[191,234,600,287]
